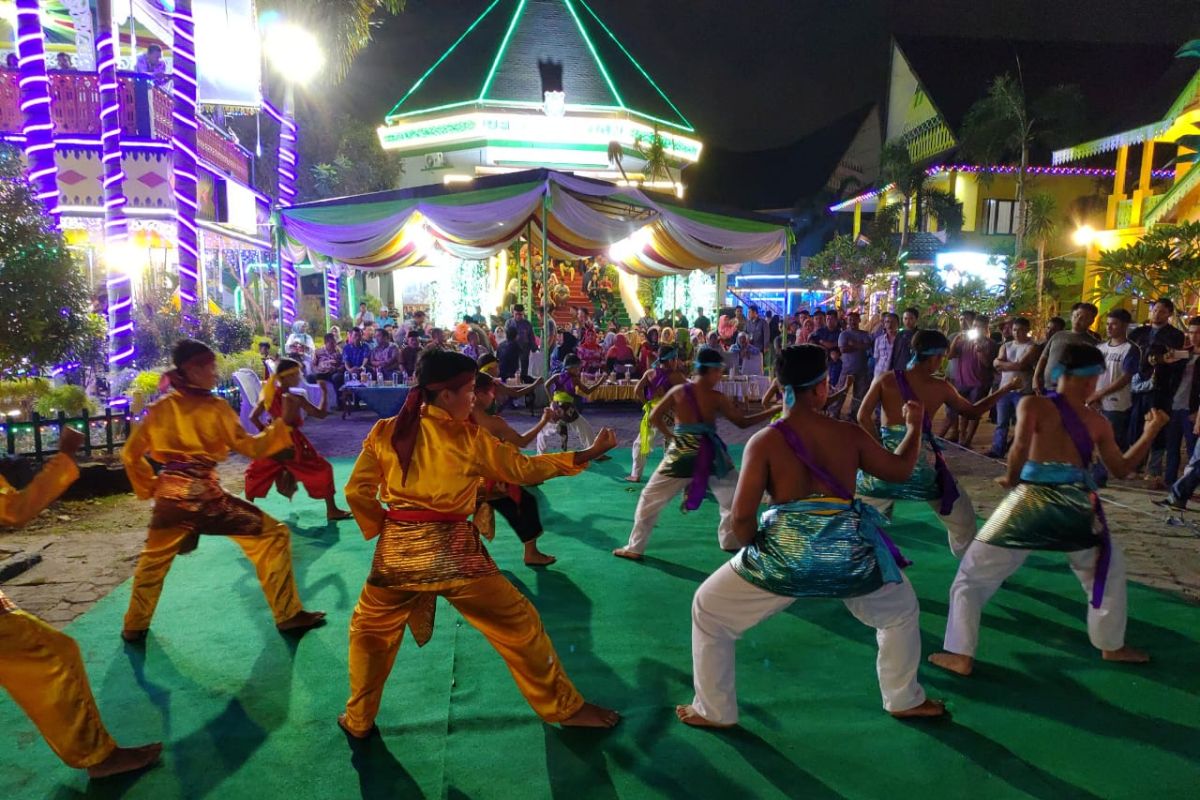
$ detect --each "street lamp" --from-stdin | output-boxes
[263,24,325,87]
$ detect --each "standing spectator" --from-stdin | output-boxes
[1087,309,1140,484]
[693,307,711,335]
[733,306,747,333]
[796,317,815,344]
[637,327,661,372]
[937,310,977,442]
[986,317,1037,458]
[745,305,768,354]
[496,327,522,381]
[376,306,396,329]
[1154,317,1200,486]
[1129,298,1186,488]
[809,309,840,355]
[1043,316,1066,342]
[308,333,345,392]
[766,310,782,362]
[55,53,73,70]
[1034,302,1101,392]
[673,309,689,329]
[257,340,275,379]
[342,327,370,375]
[873,312,899,380]
[717,310,738,344]
[954,315,999,448]
[134,44,168,87]
[837,311,872,417]
[1161,317,1200,509]
[402,309,428,340]
[471,305,487,325]
[398,331,422,376]
[889,307,920,371]
[354,302,375,328]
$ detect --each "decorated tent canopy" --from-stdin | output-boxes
[278,169,789,278]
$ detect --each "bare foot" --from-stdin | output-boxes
[326,509,353,521]
[890,699,948,719]
[623,476,641,483]
[121,629,147,644]
[675,704,734,728]
[524,551,557,566]
[612,548,643,561]
[1103,646,1150,663]
[87,743,162,779]
[337,712,375,740]
[561,702,620,728]
[928,652,974,676]
[277,609,327,634]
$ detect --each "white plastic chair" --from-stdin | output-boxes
[232,369,262,432]
[263,359,332,409]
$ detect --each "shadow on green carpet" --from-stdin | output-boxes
[2,449,1198,799]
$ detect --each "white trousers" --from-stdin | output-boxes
[535,414,595,454]
[690,564,926,724]
[943,540,1128,657]
[862,484,977,558]
[623,467,740,554]
[629,429,663,481]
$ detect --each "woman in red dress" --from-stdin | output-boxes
[244,358,352,520]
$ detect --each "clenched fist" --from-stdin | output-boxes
[902,400,925,428]
[593,427,618,453]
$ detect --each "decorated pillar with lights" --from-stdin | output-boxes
[15,0,59,221]
[275,96,299,327]
[170,0,201,328]
[96,0,134,371]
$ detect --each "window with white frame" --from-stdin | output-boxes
[984,199,1018,235]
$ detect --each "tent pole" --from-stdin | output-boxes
[783,235,791,317]
[524,221,533,308]
[273,214,285,351]
[541,192,551,376]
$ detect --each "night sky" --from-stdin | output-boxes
[322,0,1200,151]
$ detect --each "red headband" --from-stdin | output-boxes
[159,350,216,397]
[391,369,476,484]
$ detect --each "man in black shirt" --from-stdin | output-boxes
[693,307,711,334]
[1129,298,1185,486]
[889,307,920,371]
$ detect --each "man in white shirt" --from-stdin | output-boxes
[1090,309,1140,453]
[986,317,1037,458]
[1152,316,1200,486]
[873,312,899,380]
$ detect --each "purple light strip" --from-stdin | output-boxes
[15,0,59,221]
[275,99,300,323]
[326,270,340,319]
[97,25,134,368]
[171,0,200,326]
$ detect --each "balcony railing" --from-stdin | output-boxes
[1,68,250,184]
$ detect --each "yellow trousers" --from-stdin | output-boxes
[0,610,117,768]
[343,575,584,733]
[123,515,304,632]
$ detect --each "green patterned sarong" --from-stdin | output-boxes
[856,425,940,501]
[975,461,1098,551]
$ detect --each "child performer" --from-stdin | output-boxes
[855,330,1014,557]
[471,373,559,565]
[626,347,686,483]
[678,346,945,727]
[1,426,162,778]
[121,340,326,642]
[244,357,352,521]
[930,344,1165,676]
[476,353,542,408]
[537,354,605,456]
[339,350,621,737]
[613,347,780,561]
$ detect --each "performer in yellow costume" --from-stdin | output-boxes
[339,350,621,737]
[1,427,161,779]
[121,339,326,642]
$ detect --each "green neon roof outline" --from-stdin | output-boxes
[386,0,506,120]
[574,0,693,131]
[386,0,694,133]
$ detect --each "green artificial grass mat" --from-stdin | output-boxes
[2,449,1198,799]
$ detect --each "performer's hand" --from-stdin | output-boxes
[1001,375,1024,392]
[58,426,84,458]
[539,408,555,425]
[901,400,924,429]
[1145,408,1170,434]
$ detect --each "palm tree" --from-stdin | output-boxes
[634,128,672,185]
[878,141,927,256]
[607,141,630,183]
[959,73,1085,259]
[1024,192,1058,326]
[261,1,406,82]
[923,188,964,237]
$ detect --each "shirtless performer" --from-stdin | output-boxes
[1,427,162,778]
[678,345,945,727]
[856,330,1015,557]
[476,353,542,408]
[626,346,687,483]
[471,373,558,565]
[930,344,1165,676]
[613,347,780,560]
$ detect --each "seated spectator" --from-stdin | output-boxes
[638,326,661,372]
[550,330,578,374]
[717,311,738,344]
[462,329,484,361]
[308,333,344,390]
[257,340,276,379]
[428,327,453,352]
[399,330,422,376]
[605,333,637,377]
[496,327,521,381]
[377,307,396,328]
[341,327,370,374]
[367,329,401,379]
[729,332,764,376]
[285,320,315,370]
[361,322,377,346]
[576,329,604,375]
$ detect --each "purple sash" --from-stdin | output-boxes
[1045,393,1112,608]
[770,421,910,568]
[552,372,576,398]
[683,383,717,511]
[894,370,960,515]
[645,368,672,402]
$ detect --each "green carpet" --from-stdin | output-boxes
[3,450,1199,799]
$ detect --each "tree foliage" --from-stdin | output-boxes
[0,146,92,374]
[807,234,896,301]
[1090,221,1200,304]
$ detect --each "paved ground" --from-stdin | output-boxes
[2,400,1197,626]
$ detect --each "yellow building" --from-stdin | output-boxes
[1052,62,1200,313]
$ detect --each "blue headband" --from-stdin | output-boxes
[655,347,678,366]
[1049,363,1105,382]
[907,346,948,370]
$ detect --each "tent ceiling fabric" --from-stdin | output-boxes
[278,170,788,276]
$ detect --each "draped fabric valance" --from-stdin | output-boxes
[278,169,789,277]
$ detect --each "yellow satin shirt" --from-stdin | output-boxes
[1,453,79,612]
[345,405,582,540]
[122,391,291,500]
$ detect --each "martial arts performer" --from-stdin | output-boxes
[244,357,352,520]
[471,372,559,565]
[476,353,542,409]
[121,339,326,642]
[537,354,605,455]
[856,330,1014,557]
[613,347,780,561]
[626,346,686,483]
[339,350,621,737]
[930,343,1165,675]
[678,345,945,727]
[1,426,162,778]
